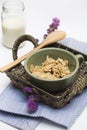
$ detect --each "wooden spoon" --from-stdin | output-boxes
[0,30,66,72]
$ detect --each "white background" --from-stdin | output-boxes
[0,0,87,130]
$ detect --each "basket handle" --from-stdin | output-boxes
[12,35,38,60]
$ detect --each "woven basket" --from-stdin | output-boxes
[6,35,87,108]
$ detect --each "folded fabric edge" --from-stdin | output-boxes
[0,110,42,130]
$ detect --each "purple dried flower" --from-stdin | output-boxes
[47,27,55,34]
[44,34,48,39]
[47,28,50,33]
[27,96,38,113]
[50,18,60,29]
[23,86,32,93]
[28,94,39,101]
[52,22,59,28]
[44,17,60,39]
[53,17,60,23]
[35,38,39,43]
[28,95,35,100]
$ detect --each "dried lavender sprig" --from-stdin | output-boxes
[23,86,32,93]
[23,86,39,112]
[44,17,60,39]
[27,95,38,113]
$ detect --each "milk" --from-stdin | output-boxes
[2,16,25,48]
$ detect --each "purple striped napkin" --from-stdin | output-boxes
[0,38,87,130]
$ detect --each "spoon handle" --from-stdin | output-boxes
[0,30,66,72]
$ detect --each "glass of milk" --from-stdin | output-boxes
[1,0,25,48]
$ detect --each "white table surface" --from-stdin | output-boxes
[0,0,87,130]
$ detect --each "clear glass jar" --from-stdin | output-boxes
[1,0,25,48]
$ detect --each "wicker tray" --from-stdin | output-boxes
[6,35,87,108]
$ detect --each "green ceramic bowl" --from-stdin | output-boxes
[24,48,84,92]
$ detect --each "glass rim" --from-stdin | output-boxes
[2,0,25,12]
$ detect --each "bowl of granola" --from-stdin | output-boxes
[24,47,84,92]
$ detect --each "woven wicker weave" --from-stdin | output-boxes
[6,35,87,108]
